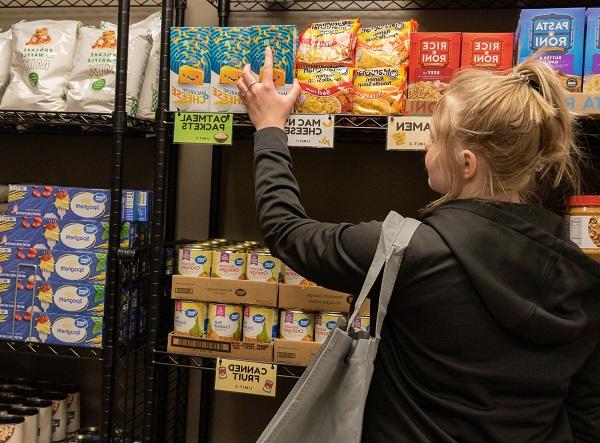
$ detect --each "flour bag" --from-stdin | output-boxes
[0,30,12,102]
[0,20,80,111]
[133,12,161,119]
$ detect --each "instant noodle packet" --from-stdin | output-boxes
[355,21,418,69]
[250,25,297,95]
[296,19,360,67]
[295,67,353,114]
[352,66,406,115]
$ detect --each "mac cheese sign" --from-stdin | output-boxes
[214,358,277,397]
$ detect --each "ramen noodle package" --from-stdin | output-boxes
[516,8,586,92]
[355,21,418,69]
[250,25,296,95]
[0,30,11,101]
[583,9,600,93]
[170,27,211,112]
[408,32,461,101]
[210,26,251,113]
[295,67,353,114]
[461,33,514,71]
[0,20,80,111]
[352,66,406,115]
[134,12,162,119]
[296,19,360,67]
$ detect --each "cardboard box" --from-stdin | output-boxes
[461,33,514,71]
[15,312,103,347]
[171,275,278,307]
[583,8,600,93]
[278,284,370,314]
[408,32,462,101]
[516,8,586,92]
[274,339,322,366]
[168,332,274,362]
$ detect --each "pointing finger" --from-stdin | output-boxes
[262,46,273,85]
[287,78,301,106]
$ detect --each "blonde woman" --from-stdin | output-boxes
[237,48,600,442]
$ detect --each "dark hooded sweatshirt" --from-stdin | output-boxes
[253,128,600,442]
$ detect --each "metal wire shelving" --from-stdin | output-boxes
[1,0,161,7]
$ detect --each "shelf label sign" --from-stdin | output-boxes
[174,112,233,145]
[285,114,334,148]
[214,358,277,397]
[386,116,432,151]
[565,93,600,114]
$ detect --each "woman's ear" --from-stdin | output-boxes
[462,149,478,180]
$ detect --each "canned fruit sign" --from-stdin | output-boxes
[284,114,335,148]
[215,358,277,397]
[173,112,233,144]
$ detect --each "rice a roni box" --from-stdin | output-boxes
[583,9,600,93]
[461,33,514,71]
[408,32,461,101]
[169,27,211,112]
[295,67,354,114]
[516,8,586,92]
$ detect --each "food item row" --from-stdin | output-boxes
[0,13,160,118]
[174,301,370,344]
[584,9,600,93]
[177,240,314,285]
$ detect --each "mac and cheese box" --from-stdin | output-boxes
[516,8,586,92]
[461,33,514,71]
[584,9,600,94]
[169,27,211,112]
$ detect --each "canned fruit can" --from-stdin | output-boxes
[211,250,247,280]
[0,415,25,443]
[315,312,343,343]
[207,304,242,341]
[8,407,38,443]
[23,399,52,443]
[283,266,314,286]
[353,315,370,334]
[280,310,315,341]
[38,391,67,443]
[247,252,281,283]
[61,385,80,435]
[177,245,212,277]
[243,306,279,343]
[173,301,207,338]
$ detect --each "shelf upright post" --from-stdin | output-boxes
[101,0,131,440]
[143,0,175,440]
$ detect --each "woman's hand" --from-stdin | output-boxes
[237,47,301,131]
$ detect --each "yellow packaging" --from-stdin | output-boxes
[352,66,406,115]
[247,252,281,283]
[280,310,315,341]
[173,300,208,338]
[295,67,353,114]
[356,21,418,69]
[207,303,243,342]
[296,19,360,67]
[211,249,247,280]
[315,312,343,343]
[243,305,279,344]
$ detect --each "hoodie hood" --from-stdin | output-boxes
[424,199,600,345]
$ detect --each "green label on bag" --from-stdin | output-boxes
[174,112,233,145]
[92,79,106,91]
[214,358,277,397]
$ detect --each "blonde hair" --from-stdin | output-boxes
[427,58,583,210]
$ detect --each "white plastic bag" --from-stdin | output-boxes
[0,20,80,111]
[133,12,161,120]
[127,15,155,116]
[0,30,12,102]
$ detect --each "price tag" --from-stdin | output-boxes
[284,114,334,148]
[214,358,277,397]
[386,115,432,151]
[173,112,233,145]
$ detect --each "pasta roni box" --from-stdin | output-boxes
[516,8,586,92]
[210,27,251,113]
[584,9,600,94]
[169,27,211,112]
[461,33,514,71]
[250,25,297,96]
[8,185,150,222]
[408,32,461,101]
[0,247,106,285]
[0,216,138,252]
[20,312,103,347]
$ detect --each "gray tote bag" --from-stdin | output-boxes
[258,211,421,443]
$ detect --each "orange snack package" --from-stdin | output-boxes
[355,20,418,69]
[295,67,353,114]
[352,66,406,115]
[296,19,360,67]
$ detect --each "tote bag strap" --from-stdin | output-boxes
[347,211,421,337]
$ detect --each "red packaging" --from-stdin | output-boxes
[461,33,514,71]
[408,32,462,101]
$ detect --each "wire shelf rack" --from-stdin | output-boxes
[0,340,103,359]
[154,351,306,379]
[1,0,161,7]
[0,111,155,136]
[206,0,597,12]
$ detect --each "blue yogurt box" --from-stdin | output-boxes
[584,9,600,93]
[516,8,586,92]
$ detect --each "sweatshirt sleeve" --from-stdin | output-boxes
[253,127,381,295]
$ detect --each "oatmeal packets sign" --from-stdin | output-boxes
[386,116,432,151]
[174,112,233,144]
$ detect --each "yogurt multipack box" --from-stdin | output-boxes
[13,312,103,347]
[516,8,586,92]
[8,185,151,222]
[0,216,140,252]
[0,247,106,285]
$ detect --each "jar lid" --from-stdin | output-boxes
[8,406,38,416]
[38,391,67,401]
[567,195,600,207]
[23,398,53,408]
[0,415,25,425]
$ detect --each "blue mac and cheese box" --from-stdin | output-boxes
[516,8,586,92]
[584,9,600,94]
[169,27,212,112]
